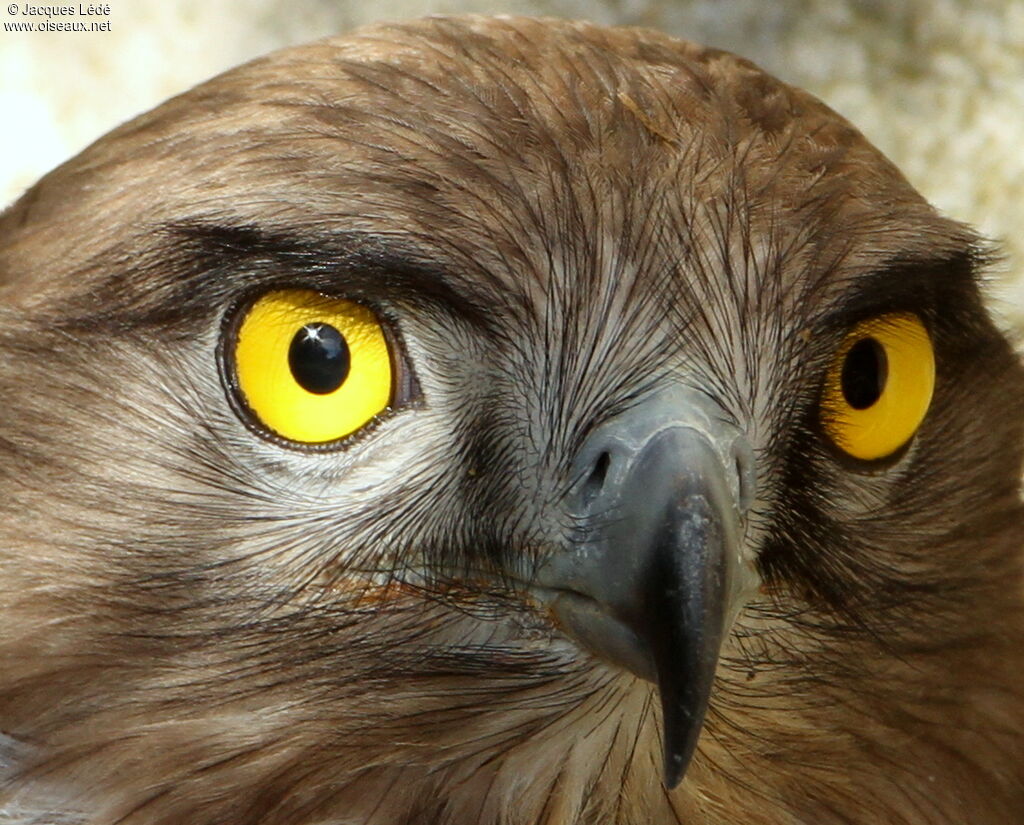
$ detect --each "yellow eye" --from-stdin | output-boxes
[820,312,935,461]
[229,290,393,444]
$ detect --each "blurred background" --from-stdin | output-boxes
[2,0,1022,323]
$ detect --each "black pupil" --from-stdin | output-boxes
[288,323,350,395]
[841,337,887,410]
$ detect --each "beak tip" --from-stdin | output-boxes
[663,754,686,790]
[657,676,708,792]
[660,712,699,790]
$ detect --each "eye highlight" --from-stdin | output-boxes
[228,290,393,444]
[820,313,935,461]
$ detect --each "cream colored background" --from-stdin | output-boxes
[2,0,1021,324]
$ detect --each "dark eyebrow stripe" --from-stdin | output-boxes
[168,220,503,328]
[61,220,504,334]
[819,249,982,331]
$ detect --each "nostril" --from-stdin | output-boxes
[581,450,612,507]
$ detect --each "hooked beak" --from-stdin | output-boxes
[533,389,755,788]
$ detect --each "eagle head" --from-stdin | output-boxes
[0,15,1022,825]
